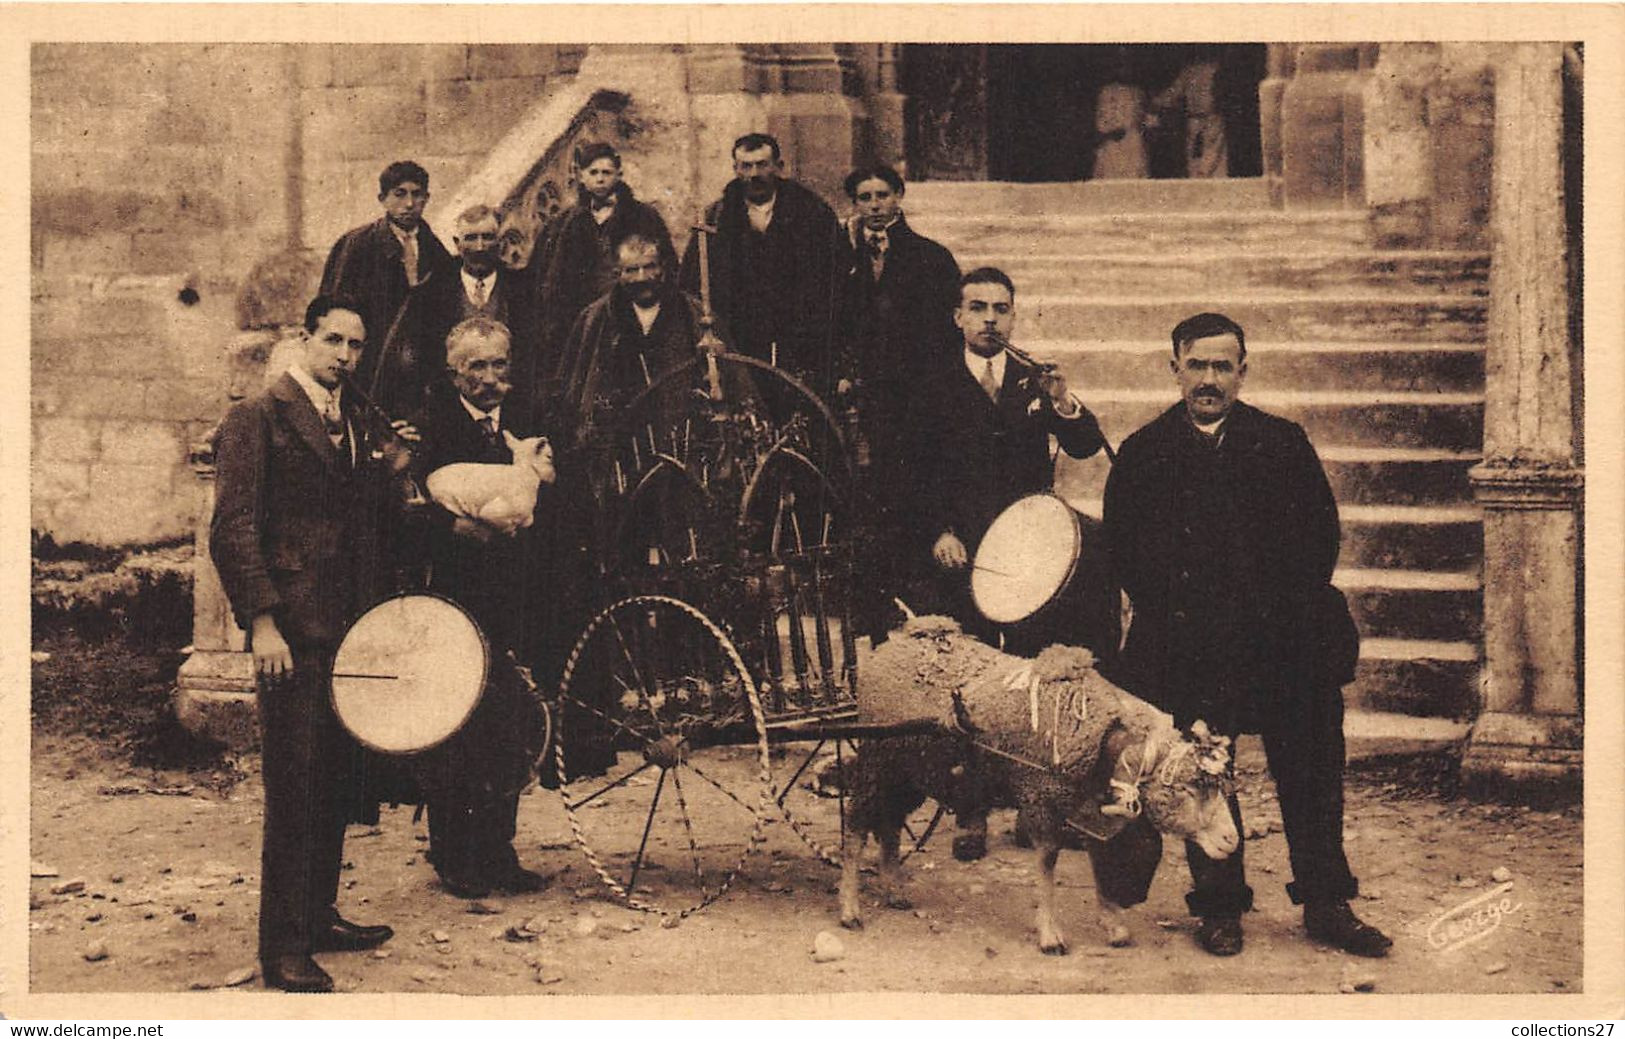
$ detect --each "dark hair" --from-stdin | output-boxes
[959,266,1016,301]
[843,164,905,200]
[732,133,781,162]
[378,160,430,197]
[304,294,365,335]
[574,141,621,170]
[1171,312,1247,362]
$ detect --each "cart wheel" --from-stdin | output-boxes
[554,595,772,918]
[771,737,950,868]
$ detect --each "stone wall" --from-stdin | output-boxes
[31,44,584,546]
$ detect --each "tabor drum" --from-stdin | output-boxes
[331,593,490,754]
[971,493,1119,657]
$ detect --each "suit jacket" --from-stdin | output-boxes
[1102,401,1359,731]
[837,214,961,483]
[422,260,546,410]
[408,390,583,670]
[678,178,842,392]
[913,352,1106,559]
[535,183,678,357]
[319,217,455,415]
[209,372,394,648]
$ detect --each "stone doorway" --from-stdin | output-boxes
[902,43,1267,182]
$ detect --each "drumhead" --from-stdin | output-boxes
[972,494,1083,625]
[331,594,489,754]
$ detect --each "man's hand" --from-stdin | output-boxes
[251,614,294,682]
[452,516,496,542]
[933,531,968,570]
[381,420,419,474]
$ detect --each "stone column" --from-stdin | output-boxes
[1462,42,1582,800]
[1274,44,1373,208]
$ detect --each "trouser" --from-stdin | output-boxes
[1181,685,1359,916]
[257,644,357,961]
[415,660,539,882]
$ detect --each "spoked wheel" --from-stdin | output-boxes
[771,736,950,868]
[554,596,773,918]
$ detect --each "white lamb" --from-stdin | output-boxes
[425,432,556,536]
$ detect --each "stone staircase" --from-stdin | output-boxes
[906,178,1484,749]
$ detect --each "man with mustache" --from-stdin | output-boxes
[534,142,677,369]
[404,316,585,898]
[210,296,414,991]
[425,204,543,409]
[319,160,454,415]
[678,133,842,397]
[1102,311,1391,959]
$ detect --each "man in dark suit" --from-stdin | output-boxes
[1102,311,1391,959]
[406,316,582,899]
[913,267,1109,647]
[210,296,408,991]
[319,160,455,416]
[424,204,544,410]
[678,133,842,397]
[835,164,961,641]
[534,142,678,367]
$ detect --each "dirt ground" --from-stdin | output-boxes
[29,726,1583,997]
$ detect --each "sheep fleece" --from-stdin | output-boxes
[859,616,1168,779]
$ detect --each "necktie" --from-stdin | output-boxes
[480,414,500,448]
[473,276,489,308]
[866,231,887,278]
[980,358,1000,403]
[322,394,351,466]
[401,231,419,287]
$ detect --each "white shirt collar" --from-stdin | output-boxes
[460,266,497,299]
[632,300,661,334]
[747,195,775,232]
[1193,415,1226,436]
[388,221,418,246]
[459,395,502,429]
[287,363,338,414]
[964,347,1007,390]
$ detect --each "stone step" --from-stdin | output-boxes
[1337,568,1483,643]
[1054,446,1477,507]
[1064,496,1484,573]
[1039,340,1485,395]
[1345,639,1482,720]
[1340,504,1484,571]
[950,250,1490,298]
[1340,709,1472,761]
[1016,293,1486,343]
[909,210,1371,254]
[907,176,1275,215]
[1084,390,1483,451]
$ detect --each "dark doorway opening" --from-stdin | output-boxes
[905,43,1267,182]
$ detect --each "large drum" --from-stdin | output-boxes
[331,593,489,754]
[971,493,1118,657]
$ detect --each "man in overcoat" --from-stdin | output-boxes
[534,142,678,368]
[1102,311,1391,958]
[423,204,544,411]
[210,296,408,991]
[405,316,589,898]
[678,133,842,397]
[835,164,961,641]
[319,160,455,415]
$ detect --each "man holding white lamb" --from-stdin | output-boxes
[404,315,594,898]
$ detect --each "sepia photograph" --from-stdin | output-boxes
[8,3,1623,1018]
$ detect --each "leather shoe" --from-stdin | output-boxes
[1305,901,1392,958]
[951,831,988,862]
[1196,915,1245,956]
[489,864,551,894]
[262,954,334,993]
[311,916,394,953]
[438,872,492,899]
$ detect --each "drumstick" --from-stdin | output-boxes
[971,563,1020,579]
[331,671,401,680]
